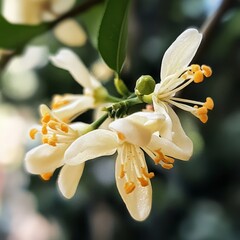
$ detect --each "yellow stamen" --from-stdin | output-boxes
[124,181,135,194]
[191,64,200,72]
[117,132,125,141]
[204,97,214,110]
[196,106,208,115]
[29,128,38,139]
[198,114,208,123]
[141,167,154,179]
[48,120,58,130]
[193,70,204,83]
[119,164,125,178]
[154,149,164,164]
[162,156,175,164]
[41,113,51,123]
[61,123,69,133]
[51,100,70,110]
[162,163,174,170]
[201,65,212,77]
[138,177,149,187]
[42,136,48,144]
[40,172,53,181]
[42,124,48,135]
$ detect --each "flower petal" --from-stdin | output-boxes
[54,19,87,47]
[25,144,67,174]
[2,0,43,24]
[64,129,118,165]
[161,28,202,81]
[148,106,193,160]
[53,95,95,122]
[50,49,100,89]
[51,0,75,15]
[115,147,152,221]
[58,163,84,199]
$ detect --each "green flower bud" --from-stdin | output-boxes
[135,75,155,96]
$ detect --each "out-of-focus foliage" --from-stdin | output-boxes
[1,0,240,239]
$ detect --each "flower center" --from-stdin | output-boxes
[29,110,78,147]
[118,143,154,194]
[156,64,214,123]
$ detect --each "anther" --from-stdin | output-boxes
[42,136,48,144]
[138,177,149,187]
[191,64,200,72]
[41,113,51,123]
[162,156,175,164]
[204,97,214,110]
[117,132,125,141]
[29,128,38,139]
[124,181,135,194]
[196,107,208,115]
[198,114,208,123]
[141,167,154,179]
[193,70,204,83]
[61,123,69,133]
[119,164,125,178]
[162,163,174,170]
[201,65,212,77]
[40,172,53,181]
[48,121,58,130]
[42,124,48,135]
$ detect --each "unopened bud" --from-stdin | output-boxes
[135,75,155,96]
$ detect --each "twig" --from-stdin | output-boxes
[193,0,236,61]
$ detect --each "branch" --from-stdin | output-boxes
[193,0,236,61]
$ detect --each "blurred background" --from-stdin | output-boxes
[1,0,240,239]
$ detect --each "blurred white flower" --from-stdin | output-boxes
[50,49,108,122]
[2,0,87,47]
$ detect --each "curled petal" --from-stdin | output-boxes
[161,28,202,81]
[115,148,152,221]
[58,163,84,199]
[64,129,118,165]
[50,49,100,89]
[25,144,67,174]
[148,106,193,160]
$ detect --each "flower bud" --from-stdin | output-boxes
[135,75,155,96]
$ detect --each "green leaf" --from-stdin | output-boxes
[98,0,130,74]
[0,16,48,50]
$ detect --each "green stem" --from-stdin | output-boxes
[87,113,109,131]
[105,94,123,103]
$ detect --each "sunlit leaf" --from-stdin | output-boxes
[98,0,130,73]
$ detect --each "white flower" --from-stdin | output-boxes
[2,0,86,47]
[62,111,193,221]
[153,28,214,123]
[2,0,75,24]
[25,104,89,198]
[49,49,107,122]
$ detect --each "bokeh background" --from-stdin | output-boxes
[1,0,240,239]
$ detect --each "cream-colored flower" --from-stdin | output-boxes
[63,111,193,221]
[25,104,88,198]
[49,49,107,123]
[153,28,214,123]
[2,0,86,46]
[2,0,75,24]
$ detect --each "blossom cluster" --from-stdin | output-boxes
[25,28,214,221]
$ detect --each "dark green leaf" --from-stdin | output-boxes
[0,16,48,50]
[98,0,130,73]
